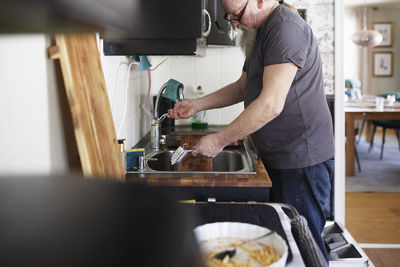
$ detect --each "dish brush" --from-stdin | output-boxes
[170,143,193,165]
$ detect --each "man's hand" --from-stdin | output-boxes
[193,134,224,158]
[169,99,198,119]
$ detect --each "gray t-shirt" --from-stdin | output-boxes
[243,5,334,169]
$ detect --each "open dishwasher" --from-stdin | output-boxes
[184,200,373,267]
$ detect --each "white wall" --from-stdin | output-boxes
[345,6,400,95]
[368,6,400,95]
[0,34,68,175]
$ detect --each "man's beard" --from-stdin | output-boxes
[238,26,258,59]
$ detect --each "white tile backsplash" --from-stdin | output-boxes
[221,103,244,125]
[206,109,222,125]
[194,73,220,94]
[195,48,221,83]
[101,46,248,147]
[220,47,246,76]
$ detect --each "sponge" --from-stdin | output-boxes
[126,148,145,170]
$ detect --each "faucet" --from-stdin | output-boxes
[138,156,158,171]
[151,80,184,150]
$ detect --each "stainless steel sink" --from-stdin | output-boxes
[147,149,247,173]
[126,136,258,175]
[213,150,245,172]
[127,146,256,174]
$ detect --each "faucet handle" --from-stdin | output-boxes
[155,112,169,124]
[138,156,158,171]
[159,135,167,145]
[178,87,184,101]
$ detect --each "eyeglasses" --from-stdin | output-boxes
[223,0,249,24]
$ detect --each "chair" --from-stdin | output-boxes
[368,120,400,160]
[368,92,400,160]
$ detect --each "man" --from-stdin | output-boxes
[169,0,334,261]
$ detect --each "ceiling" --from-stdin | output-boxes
[345,0,400,8]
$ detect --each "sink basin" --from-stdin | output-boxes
[213,150,245,172]
[147,151,178,172]
[145,148,256,174]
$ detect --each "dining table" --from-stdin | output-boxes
[345,96,400,176]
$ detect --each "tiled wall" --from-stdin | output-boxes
[100,1,335,149]
[100,46,245,149]
[150,47,246,125]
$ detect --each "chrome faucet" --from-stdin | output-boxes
[138,156,158,171]
[151,80,184,150]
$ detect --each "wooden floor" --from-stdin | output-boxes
[363,248,400,267]
[346,193,400,266]
[346,193,400,243]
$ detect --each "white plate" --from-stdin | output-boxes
[194,222,288,267]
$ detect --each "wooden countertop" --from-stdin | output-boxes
[126,126,271,188]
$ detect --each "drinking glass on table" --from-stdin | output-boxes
[387,95,396,105]
[376,96,385,110]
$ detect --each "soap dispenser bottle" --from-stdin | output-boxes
[191,85,208,129]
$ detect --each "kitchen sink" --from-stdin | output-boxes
[133,146,256,174]
[147,149,246,172]
[126,131,259,175]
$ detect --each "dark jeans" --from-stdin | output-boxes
[266,158,334,262]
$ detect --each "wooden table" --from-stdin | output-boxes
[345,102,400,176]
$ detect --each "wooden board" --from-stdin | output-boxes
[50,33,125,181]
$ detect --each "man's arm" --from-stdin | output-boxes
[194,63,298,157]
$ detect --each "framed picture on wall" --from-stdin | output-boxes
[372,22,393,47]
[373,52,393,77]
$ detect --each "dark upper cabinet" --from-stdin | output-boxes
[103,0,203,56]
[202,0,237,46]
[103,0,238,56]
[122,1,201,39]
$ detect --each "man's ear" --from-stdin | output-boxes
[257,0,265,9]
